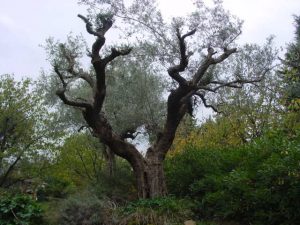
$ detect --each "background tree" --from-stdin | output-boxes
[172,39,281,152]
[281,15,300,110]
[0,75,54,188]
[45,0,277,198]
[278,15,300,136]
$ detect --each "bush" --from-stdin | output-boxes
[165,131,300,225]
[93,159,136,202]
[38,176,73,200]
[118,196,195,225]
[56,191,116,225]
[0,192,44,225]
[165,145,241,197]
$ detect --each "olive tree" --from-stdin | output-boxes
[42,35,165,176]
[46,0,277,198]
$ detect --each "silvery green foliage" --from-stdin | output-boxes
[105,58,165,137]
[207,38,282,139]
[207,37,278,92]
[84,0,276,109]
[45,0,278,137]
[78,0,242,80]
[40,35,91,132]
[41,34,165,138]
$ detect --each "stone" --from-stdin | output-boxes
[184,220,196,225]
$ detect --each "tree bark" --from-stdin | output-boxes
[103,145,116,177]
[135,153,167,198]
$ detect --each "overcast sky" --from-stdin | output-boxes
[0,0,299,79]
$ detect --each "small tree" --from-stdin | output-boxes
[0,75,53,188]
[46,0,276,198]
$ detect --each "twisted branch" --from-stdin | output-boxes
[167,28,196,86]
[54,65,92,109]
[195,92,220,113]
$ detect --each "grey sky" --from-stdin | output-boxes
[0,0,299,79]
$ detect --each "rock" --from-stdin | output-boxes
[184,220,196,225]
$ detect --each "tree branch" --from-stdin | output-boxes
[0,139,38,187]
[78,14,113,61]
[54,66,92,109]
[167,28,196,86]
[92,48,131,113]
[193,47,237,84]
[195,92,220,113]
[103,47,132,66]
[59,45,95,88]
[78,14,99,36]
[54,66,67,88]
[209,77,264,92]
[120,127,140,140]
[0,154,22,187]
[213,48,237,64]
[56,88,91,109]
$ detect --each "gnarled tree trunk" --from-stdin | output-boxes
[135,154,167,198]
[103,145,116,177]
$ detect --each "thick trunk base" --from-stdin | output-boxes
[135,160,167,199]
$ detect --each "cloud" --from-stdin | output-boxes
[0,14,15,30]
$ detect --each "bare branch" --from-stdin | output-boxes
[56,89,91,109]
[54,67,92,109]
[213,48,237,64]
[54,66,67,88]
[167,28,196,86]
[120,127,140,140]
[195,92,220,113]
[78,71,95,88]
[182,29,197,39]
[78,14,99,36]
[0,140,37,187]
[78,14,113,61]
[68,68,95,88]
[209,68,271,92]
[59,45,95,88]
[210,79,244,90]
[0,154,22,187]
[197,86,216,93]
[193,47,237,84]
[103,47,132,65]
[223,30,242,49]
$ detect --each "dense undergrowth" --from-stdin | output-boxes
[166,130,300,225]
[0,192,44,225]
[3,128,299,225]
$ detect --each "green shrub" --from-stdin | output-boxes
[165,145,241,197]
[0,192,44,225]
[38,176,73,200]
[93,159,136,202]
[119,196,194,225]
[56,191,116,225]
[165,131,300,225]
